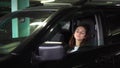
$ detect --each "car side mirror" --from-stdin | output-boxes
[36,41,65,61]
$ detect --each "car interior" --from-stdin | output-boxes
[60,15,97,47]
[30,11,99,67]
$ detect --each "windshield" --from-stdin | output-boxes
[0,10,55,54]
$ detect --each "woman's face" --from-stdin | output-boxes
[74,26,86,41]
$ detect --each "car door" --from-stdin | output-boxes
[101,7,120,68]
[34,6,120,68]
[31,6,101,68]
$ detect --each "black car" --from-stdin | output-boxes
[0,1,120,68]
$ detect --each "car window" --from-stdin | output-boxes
[108,15,120,36]
[42,11,97,50]
[104,11,120,45]
[0,11,55,55]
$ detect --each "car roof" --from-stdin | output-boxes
[21,5,72,12]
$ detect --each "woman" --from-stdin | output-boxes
[65,24,89,53]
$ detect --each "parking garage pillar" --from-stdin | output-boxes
[11,0,30,38]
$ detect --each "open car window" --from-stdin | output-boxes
[38,10,98,54]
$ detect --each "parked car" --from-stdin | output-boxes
[0,0,120,68]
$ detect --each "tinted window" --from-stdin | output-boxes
[105,12,120,45]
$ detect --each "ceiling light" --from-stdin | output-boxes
[41,0,55,3]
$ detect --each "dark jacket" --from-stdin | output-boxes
[64,43,96,54]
